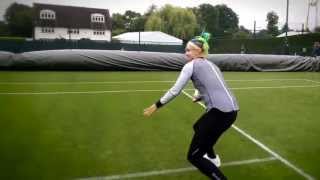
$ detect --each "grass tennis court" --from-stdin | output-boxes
[0,71,319,180]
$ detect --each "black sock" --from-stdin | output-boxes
[207,149,216,159]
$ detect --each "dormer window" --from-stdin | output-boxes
[40,9,56,20]
[91,13,105,23]
[41,27,54,33]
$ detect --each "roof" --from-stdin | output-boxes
[33,3,111,30]
[276,31,309,37]
[113,31,183,45]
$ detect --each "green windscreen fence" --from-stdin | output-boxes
[1,33,319,55]
[211,33,320,56]
[0,39,184,53]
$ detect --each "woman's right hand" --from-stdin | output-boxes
[143,104,157,117]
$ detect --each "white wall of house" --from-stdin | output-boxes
[34,27,111,41]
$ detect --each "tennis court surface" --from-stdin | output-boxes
[0,71,319,180]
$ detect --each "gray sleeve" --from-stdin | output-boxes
[160,61,193,105]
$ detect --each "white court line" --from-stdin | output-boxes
[0,81,176,85]
[182,90,315,180]
[231,84,320,90]
[0,89,172,95]
[227,78,308,82]
[1,84,320,95]
[304,79,320,84]
[77,157,277,180]
[0,78,313,85]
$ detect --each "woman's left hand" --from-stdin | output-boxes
[143,104,157,117]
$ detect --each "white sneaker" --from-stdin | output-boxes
[203,153,221,167]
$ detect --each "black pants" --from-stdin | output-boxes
[187,108,237,180]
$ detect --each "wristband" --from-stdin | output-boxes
[155,100,163,108]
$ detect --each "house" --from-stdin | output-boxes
[113,31,183,45]
[33,3,112,41]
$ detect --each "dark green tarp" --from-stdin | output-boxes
[0,50,319,71]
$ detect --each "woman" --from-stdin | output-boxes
[143,33,239,180]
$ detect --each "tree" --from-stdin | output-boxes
[112,10,145,36]
[238,25,251,34]
[144,4,157,17]
[112,13,126,36]
[280,24,289,33]
[192,4,219,35]
[123,10,143,32]
[192,4,239,39]
[233,26,252,39]
[256,29,273,38]
[131,16,145,32]
[4,2,33,37]
[266,11,279,36]
[145,4,197,40]
[0,21,9,36]
[215,4,239,37]
[140,4,157,31]
[144,13,162,30]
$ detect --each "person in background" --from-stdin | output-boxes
[312,41,320,57]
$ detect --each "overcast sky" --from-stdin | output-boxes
[0,0,318,31]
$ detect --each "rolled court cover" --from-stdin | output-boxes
[0,50,319,71]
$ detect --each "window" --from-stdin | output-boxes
[91,13,105,23]
[94,30,105,35]
[41,27,54,33]
[68,29,80,34]
[40,9,56,20]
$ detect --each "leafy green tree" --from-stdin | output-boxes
[112,13,126,36]
[256,29,273,38]
[145,4,197,40]
[266,11,279,36]
[280,24,289,33]
[144,4,157,17]
[192,4,238,39]
[233,26,252,39]
[144,13,162,31]
[4,2,33,37]
[192,4,219,35]
[0,21,9,36]
[112,10,145,36]
[139,4,158,31]
[215,4,239,37]
[123,10,142,31]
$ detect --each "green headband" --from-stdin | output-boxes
[190,32,211,56]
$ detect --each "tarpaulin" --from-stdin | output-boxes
[0,50,319,71]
